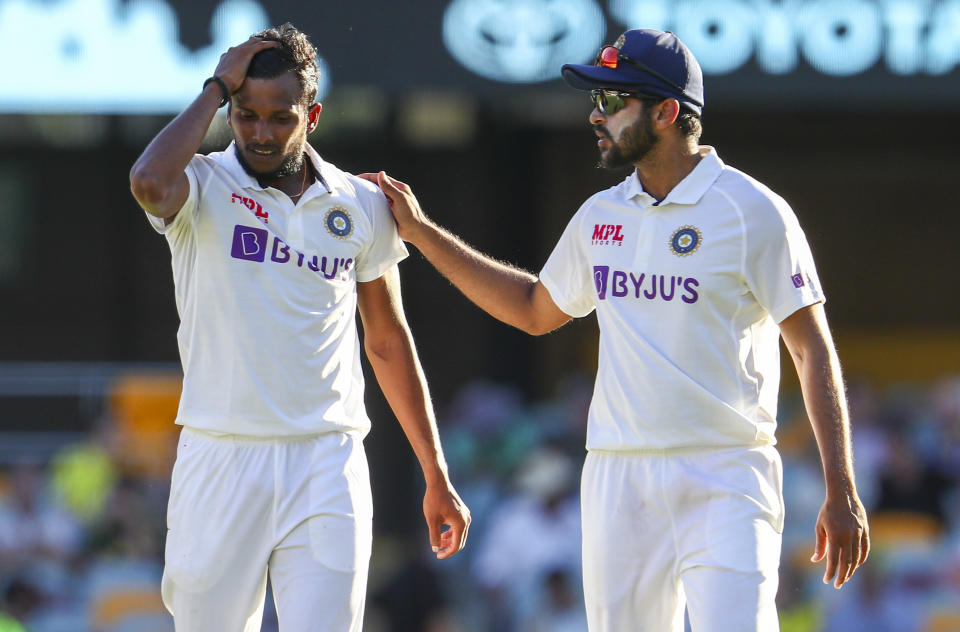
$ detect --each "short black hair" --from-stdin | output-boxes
[248,23,320,106]
[639,96,702,142]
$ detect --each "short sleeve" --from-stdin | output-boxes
[743,196,825,323]
[538,210,596,318]
[354,187,408,282]
[144,158,200,235]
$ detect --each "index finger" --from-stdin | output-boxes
[823,541,840,585]
[381,172,411,193]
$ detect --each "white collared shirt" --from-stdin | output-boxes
[147,142,408,437]
[539,147,824,450]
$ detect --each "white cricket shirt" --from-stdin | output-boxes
[147,142,408,437]
[539,147,824,450]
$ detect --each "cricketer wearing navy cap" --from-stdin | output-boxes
[562,29,704,115]
[363,26,869,632]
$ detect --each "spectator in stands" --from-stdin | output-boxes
[472,448,582,631]
[0,463,82,575]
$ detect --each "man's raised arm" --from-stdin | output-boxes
[129,37,278,219]
[359,172,571,336]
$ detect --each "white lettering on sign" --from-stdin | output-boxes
[608,0,960,77]
[442,0,606,82]
[0,0,331,113]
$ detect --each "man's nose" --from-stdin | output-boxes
[589,107,606,126]
[252,120,273,144]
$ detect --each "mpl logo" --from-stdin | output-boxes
[232,193,269,224]
[231,225,268,262]
[592,224,624,246]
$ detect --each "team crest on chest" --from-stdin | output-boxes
[325,207,354,239]
[669,225,702,257]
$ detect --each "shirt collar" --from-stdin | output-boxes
[625,145,724,208]
[224,141,334,195]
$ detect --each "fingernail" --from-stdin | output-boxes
[432,546,438,552]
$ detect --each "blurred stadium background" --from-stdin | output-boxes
[1,0,959,630]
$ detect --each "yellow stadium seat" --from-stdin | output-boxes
[107,371,183,478]
[924,610,960,632]
[868,510,942,550]
[91,588,167,627]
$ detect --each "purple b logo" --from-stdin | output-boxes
[791,273,804,288]
[593,266,610,300]
[231,225,268,262]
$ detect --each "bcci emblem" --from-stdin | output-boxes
[325,207,353,239]
[669,226,702,257]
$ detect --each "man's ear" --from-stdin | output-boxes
[654,99,680,128]
[306,103,323,132]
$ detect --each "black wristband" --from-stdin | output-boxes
[203,76,231,108]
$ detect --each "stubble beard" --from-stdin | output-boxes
[596,110,660,170]
[236,139,307,180]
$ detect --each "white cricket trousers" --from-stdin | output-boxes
[161,427,373,632]
[581,445,784,632]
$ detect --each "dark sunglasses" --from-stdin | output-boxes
[589,89,642,115]
[594,46,704,108]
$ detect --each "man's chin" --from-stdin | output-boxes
[597,151,632,171]
[236,150,301,180]
[237,151,275,177]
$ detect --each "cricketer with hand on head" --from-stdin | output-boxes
[129,23,469,632]
[364,28,869,632]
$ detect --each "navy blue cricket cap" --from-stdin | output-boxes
[562,29,704,116]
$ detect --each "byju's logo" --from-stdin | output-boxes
[228,224,354,280]
[593,266,700,304]
[231,225,268,262]
[593,265,610,300]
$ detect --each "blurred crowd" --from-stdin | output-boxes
[0,371,958,632]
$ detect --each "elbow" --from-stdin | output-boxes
[517,316,553,337]
[129,167,166,207]
[363,329,404,363]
